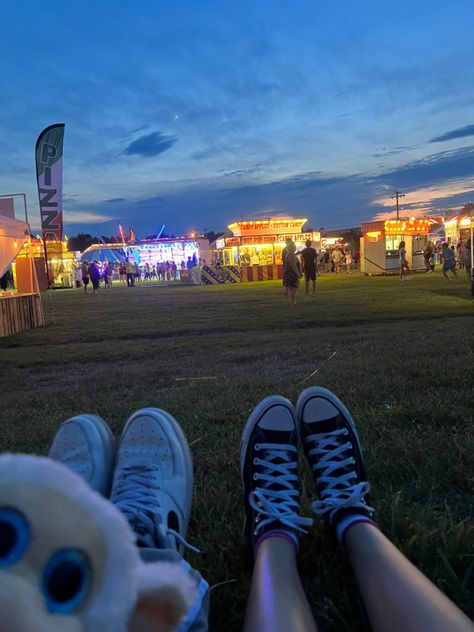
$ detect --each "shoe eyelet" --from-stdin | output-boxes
[343,428,349,435]
[253,474,258,481]
[255,444,261,451]
[253,458,259,466]
[351,457,356,464]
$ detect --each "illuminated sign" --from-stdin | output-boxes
[228,218,307,236]
[225,237,241,247]
[384,219,430,235]
[242,235,276,244]
[215,238,225,249]
[277,232,316,243]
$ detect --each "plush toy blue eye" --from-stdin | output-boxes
[0,508,30,567]
[42,549,91,614]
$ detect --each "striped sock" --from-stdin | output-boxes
[335,512,376,546]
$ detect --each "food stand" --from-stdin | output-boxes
[213,218,320,282]
[360,219,431,275]
[0,216,44,337]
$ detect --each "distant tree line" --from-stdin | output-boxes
[67,233,119,252]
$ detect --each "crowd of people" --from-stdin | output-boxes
[402,238,472,281]
[77,255,203,293]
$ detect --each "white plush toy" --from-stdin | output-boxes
[0,454,197,631]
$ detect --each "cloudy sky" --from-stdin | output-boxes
[1,1,474,237]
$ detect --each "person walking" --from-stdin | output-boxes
[283,241,301,305]
[441,242,457,279]
[81,261,90,294]
[399,241,410,281]
[300,239,317,294]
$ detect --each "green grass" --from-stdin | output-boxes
[1,272,473,630]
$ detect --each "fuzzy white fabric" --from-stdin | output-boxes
[0,454,199,632]
[137,561,198,610]
[0,454,139,631]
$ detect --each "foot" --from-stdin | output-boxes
[110,408,194,554]
[48,414,115,495]
[240,396,312,554]
[296,387,375,545]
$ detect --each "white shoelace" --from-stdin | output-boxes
[112,463,199,553]
[305,428,374,522]
[250,442,313,536]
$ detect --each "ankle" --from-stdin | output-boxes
[254,530,299,557]
[335,512,378,547]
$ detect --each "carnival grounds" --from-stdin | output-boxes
[0,272,473,630]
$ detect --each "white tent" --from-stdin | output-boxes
[0,215,29,278]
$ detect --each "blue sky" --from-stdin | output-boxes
[1,1,474,237]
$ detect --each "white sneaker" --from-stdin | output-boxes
[48,414,115,495]
[110,408,194,553]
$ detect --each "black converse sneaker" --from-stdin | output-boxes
[240,396,312,553]
[296,387,375,544]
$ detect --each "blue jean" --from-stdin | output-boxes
[140,548,209,632]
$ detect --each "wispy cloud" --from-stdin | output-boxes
[430,125,474,143]
[124,132,178,157]
[64,211,113,224]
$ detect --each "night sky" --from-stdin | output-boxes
[1,1,474,237]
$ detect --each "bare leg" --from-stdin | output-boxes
[244,536,318,632]
[346,523,473,632]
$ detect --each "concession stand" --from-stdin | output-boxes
[444,213,474,246]
[0,216,44,337]
[213,218,320,282]
[360,218,431,275]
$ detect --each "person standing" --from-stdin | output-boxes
[103,263,112,288]
[283,242,301,305]
[323,249,330,272]
[464,238,472,284]
[441,242,457,279]
[399,241,410,281]
[424,241,434,273]
[331,248,342,273]
[344,249,352,274]
[81,261,90,294]
[125,260,134,287]
[300,240,317,294]
[89,261,101,294]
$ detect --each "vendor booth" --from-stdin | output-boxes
[0,215,44,337]
[444,214,473,246]
[213,218,320,282]
[360,219,432,275]
[13,237,75,290]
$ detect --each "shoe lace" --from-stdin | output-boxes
[112,463,199,553]
[305,429,374,521]
[251,443,313,536]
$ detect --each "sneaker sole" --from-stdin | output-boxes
[296,387,365,466]
[119,408,194,536]
[49,414,115,494]
[239,395,296,481]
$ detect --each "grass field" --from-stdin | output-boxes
[0,272,473,630]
